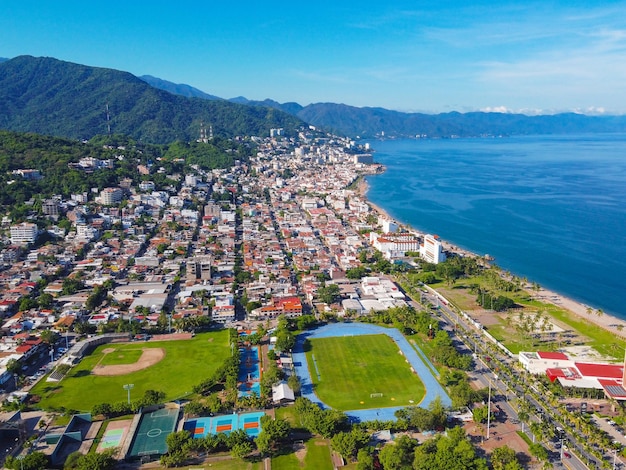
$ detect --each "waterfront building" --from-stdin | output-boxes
[419,234,446,264]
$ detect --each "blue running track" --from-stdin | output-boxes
[292,322,451,422]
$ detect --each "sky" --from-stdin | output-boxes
[3,0,626,115]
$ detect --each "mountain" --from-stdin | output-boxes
[0,56,304,144]
[0,58,8,63]
[147,74,626,138]
[139,75,222,101]
[295,103,626,138]
[228,97,305,117]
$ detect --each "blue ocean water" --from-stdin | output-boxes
[364,134,626,319]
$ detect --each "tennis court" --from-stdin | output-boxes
[183,411,264,438]
[99,427,125,449]
[128,407,179,458]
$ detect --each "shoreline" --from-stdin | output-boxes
[356,175,626,343]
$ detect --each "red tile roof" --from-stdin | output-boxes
[575,362,623,379]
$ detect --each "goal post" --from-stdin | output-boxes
[370,393,383,398]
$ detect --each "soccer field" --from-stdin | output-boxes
[29,330,231,412]
[305,334,425,410]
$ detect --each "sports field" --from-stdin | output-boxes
[305,334,425,410]
[30,330,231,412]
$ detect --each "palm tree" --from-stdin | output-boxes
[596,309,604,318]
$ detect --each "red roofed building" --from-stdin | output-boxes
[575,362,624,380]
[250,296,303,319]
[537,351,569,361]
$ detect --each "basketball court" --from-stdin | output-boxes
[127,407,179,459]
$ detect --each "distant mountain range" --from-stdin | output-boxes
[1,55,626,143]
[145,77,626,139]
[0,56,304,144]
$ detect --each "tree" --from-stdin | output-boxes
[63,449,115,470]
[428,395,448,429]
[331,428,370,461]
[491,445,523,470]
[5,452,49,470]
[317,283,341,304]
[39,329,58,345]
[142,390,166,405]
[231,441,254,460]
[91,402,113,418]
[256,416,290,455]
[396,406,434,431]
[528,443,549,462]
[378,435,418,470]
[357,447,375,470]
[472,405,491,424]
[165,430,192,454]
[275,330,295,353]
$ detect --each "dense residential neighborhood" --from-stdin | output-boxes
[0,128,443,399]
[2,128,625,470]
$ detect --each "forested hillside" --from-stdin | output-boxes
[0,56,304,143]
[0,130,252,216]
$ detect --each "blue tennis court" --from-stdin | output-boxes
[183,411,264,438]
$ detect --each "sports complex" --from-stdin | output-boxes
[293,322,451,422]
[31,323,450,461]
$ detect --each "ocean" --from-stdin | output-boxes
[364,134,626,319]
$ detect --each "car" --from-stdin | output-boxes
[563,451,571,459]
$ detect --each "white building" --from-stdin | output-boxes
[100,187,123,205]
[10,222,38,245]
[419,234,446,264]
[381,219,399,234]
[370,232,420,259]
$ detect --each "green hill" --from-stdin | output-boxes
[0,56,304,144]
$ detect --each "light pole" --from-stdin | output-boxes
[486,380,492,440]
[123,383,134,404]
[486,374,498,440]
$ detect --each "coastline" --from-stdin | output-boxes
[356,175,626,343]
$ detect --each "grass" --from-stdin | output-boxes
[433,278,626,359]
[98,348,143,366]
[29,330,231,412]
[147,457,263,470]
[305,334,425,410]
[272,438,333,470]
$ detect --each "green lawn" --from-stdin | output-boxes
[30,330,231,412]
[272,438,333,470]
[305,334,425,410]
[98,348,143,366]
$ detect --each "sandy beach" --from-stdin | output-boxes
[355,175,626,342]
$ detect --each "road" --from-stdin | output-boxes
[414,285,618,469]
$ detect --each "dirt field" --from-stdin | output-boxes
[93,348,165,376]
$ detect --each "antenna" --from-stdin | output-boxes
[198,121,212,143]
[105,103,111,135]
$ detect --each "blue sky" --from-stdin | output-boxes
[3,0,626,114]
